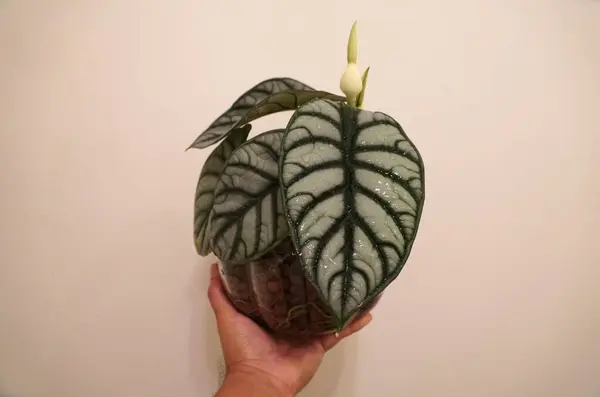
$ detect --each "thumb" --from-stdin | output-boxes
[207,263,237,320]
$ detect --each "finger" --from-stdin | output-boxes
[207,263,237,320]
[322,312,373,351]
[320,312,373,351]
[210,262,218,278]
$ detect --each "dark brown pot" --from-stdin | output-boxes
[217,238,380,340]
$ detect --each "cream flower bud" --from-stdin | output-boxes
[340,63,363,107]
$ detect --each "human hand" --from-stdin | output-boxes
[208,263,373,397]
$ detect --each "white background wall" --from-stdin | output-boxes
[1,1,599,396]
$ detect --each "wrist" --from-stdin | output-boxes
[216,367,292,397]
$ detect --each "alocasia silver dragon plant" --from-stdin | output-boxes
[189,22,425,338]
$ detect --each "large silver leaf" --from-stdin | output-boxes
[187,77,345,149]
[194,125,251,255]
[209,129,288,264]
[280,99,425,328]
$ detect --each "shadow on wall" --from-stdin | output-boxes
[186,262,360,397]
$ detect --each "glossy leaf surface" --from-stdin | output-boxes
[193,125,251,255]
[280,99,425,327]
[209,129,288,263]
[187,77,345,149]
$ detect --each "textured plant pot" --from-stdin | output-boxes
[217,238,381,340]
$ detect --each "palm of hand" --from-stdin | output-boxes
[217,309,329,394]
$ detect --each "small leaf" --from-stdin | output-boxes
[280,99,425,328]
[356,66,370,108]
[194,125,251,255]
[190,88,345,150]
[209,129,289,264]
[189,78,311,150]
[188,78,345,150]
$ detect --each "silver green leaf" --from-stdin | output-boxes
[188,78,310,150]
[209,129,288,264]
[280,99,425,328]
[194,125,251,256]
[187,77,345,150]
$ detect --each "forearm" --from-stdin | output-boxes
[215,372,292,397]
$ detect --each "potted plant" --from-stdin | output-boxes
[188,22,425,339]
